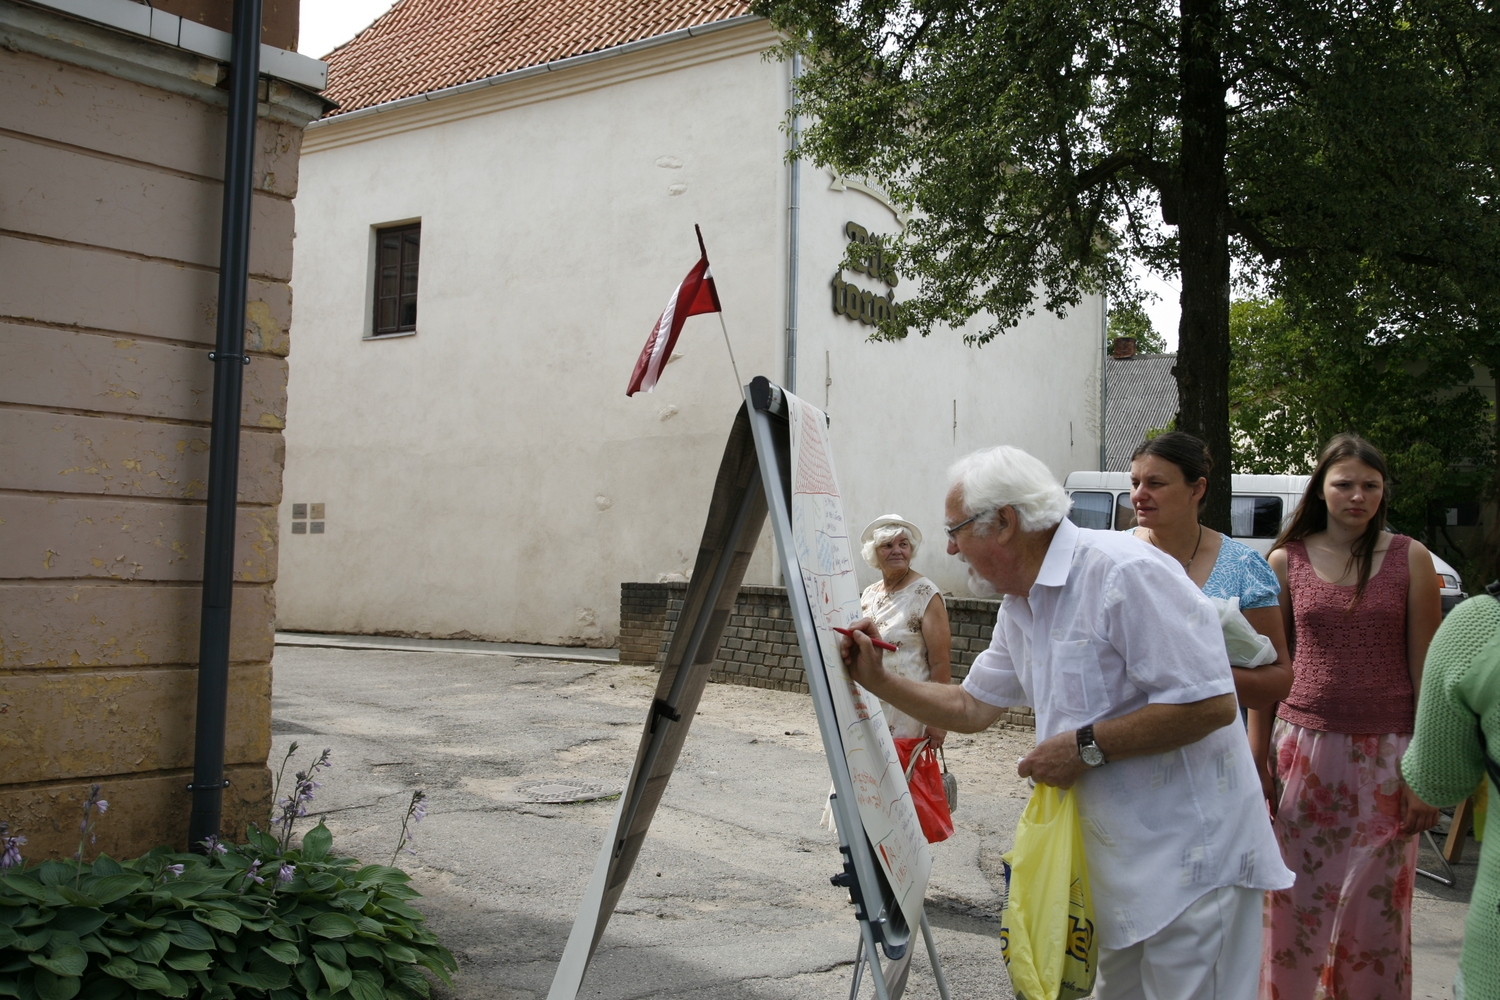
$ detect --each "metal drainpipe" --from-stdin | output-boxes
[1099,293,1109,472]
[189,0,263,850]
[784,52,802,394]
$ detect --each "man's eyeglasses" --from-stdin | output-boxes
[945,513,981,540]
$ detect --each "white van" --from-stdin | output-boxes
[1063,471,1467,612]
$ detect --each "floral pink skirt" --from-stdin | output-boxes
[1261,721,1417,1000]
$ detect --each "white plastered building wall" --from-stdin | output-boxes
[280,20,1104,646]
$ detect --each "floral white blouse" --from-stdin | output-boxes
[860,574,941,739]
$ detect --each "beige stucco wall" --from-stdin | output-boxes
[278,22,1103,647]
[0,4,323,858]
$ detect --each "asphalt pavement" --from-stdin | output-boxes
[268,643,1477,999]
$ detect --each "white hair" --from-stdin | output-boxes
[861,524,920,568]
[948,446,1071,533]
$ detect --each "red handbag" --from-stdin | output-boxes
[894,737,955,843]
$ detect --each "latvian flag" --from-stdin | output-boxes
[626,231,722,396]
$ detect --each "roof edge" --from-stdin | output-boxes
[311,12,764,128]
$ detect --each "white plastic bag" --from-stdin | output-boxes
[1208,596,1276,667]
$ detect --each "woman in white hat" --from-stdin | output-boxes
[859,515,952,745]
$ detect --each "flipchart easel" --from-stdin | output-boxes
[548,377,949,1000]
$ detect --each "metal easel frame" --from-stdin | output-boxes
[746,377,949,1000]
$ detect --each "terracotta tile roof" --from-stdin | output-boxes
[322,0,754,116]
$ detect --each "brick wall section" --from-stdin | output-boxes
[0,11,327,859]
[620,582,1037,729]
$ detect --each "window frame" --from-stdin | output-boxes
[1231,494,1284,539]
[367,220,421,339]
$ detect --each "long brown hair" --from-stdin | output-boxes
[1272,433,1391,605]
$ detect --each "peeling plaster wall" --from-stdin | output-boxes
[0,6,323,859]
[280,23,1102,647]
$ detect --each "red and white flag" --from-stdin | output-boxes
[626,228,722,396]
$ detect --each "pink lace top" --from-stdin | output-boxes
[1278,535,1415,734]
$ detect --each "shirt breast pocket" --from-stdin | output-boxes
[1050,638,1105,718]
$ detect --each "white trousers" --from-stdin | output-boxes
[1094,884,1264,1000]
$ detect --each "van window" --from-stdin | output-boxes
[1232,496,1283,538]
[1114,493,1137,531]
[1069,492,1113,530]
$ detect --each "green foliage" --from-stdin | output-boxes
[754,1,1500,342]
[1229,298,1491,534]
[0,824,455,1000]
[1107,300,1169,355]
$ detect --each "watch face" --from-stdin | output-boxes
[1080,744,1106,767]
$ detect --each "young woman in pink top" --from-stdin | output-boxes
[1259,434,1442,1000]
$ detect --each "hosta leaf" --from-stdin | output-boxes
[76,936,109,958]
[54,891,97,910]
[307,913,357,940]
[80,878,140,908]
[49,911,107,938]
[340,939,380,962]
[351,866,409,887]
[310,942,345,968]
[162,951,212,972]
[121,915,164,931]
[377,899,422,922]
[258,942,300,966]
[305,873,338,893]
[99,957,137,982]
[88,858,122,878]
[158,970,190,998]
[190,909,239,934]
[352,917,384,938]
[332,891,368,912]
[35,863,75,887]
[133,931,169,966]
[300,824,333,863]
[0,926,16,949]
[163,921,213,952]
[0,878,46,903]
[28,947,86,978]
[314,958,350,994]
[293,958,320,994]
[267,922,297,942]
[381,942,418,964]
[347,969,384,1000]
[126,965,169,993]
[392,963,430,997]
[32,969,80,1000]
[13,931,50,953]
[96,937,133,955]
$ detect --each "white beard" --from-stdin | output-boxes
[966,566,1000,599]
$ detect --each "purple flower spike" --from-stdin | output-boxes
[0,834,25,870]
[165,864,185,878]
[278,862,295,884]
[244,859,265,887]
[95,801,108,814]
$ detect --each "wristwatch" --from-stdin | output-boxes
[1077,725,1107,768]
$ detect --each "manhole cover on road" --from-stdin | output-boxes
[514,779,620,804]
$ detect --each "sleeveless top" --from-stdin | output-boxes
[860,574,942,739]
[1279,535,1415,734]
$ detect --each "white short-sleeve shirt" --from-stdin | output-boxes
[962,518,1292,949]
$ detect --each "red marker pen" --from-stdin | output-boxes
[833,626,898,652]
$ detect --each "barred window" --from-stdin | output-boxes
[373,223,420,335]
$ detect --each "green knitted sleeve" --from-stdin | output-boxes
[1400,595,1499,807]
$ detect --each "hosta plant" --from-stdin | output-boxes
[0,822,455,1000]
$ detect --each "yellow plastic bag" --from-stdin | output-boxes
[998,785,1097,1000]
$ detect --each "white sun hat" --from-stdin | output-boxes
[860,514,923,548]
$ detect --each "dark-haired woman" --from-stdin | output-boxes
[1259,434,1442,1000]
[1129,433,1294,794]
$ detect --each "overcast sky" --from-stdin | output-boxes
[299,0,395,58]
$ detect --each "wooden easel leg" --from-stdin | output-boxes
[1444,797,1475,865]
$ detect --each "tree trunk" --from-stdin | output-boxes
[1176,0,1233,534]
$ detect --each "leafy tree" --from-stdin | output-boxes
[1230,298,1491,566]
[1108,299,1169,354]
[754,0,1500,531]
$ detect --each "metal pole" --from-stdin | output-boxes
[189,0,262,850]
[1099,292,1109,472]
[785,52,802,394]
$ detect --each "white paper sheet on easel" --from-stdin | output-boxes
[785,391,931,934]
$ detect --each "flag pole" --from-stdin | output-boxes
[696,225,744,391]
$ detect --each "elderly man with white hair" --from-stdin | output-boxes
[841,446,1292,1000]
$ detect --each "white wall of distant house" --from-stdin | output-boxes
[279,23,1104,645]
